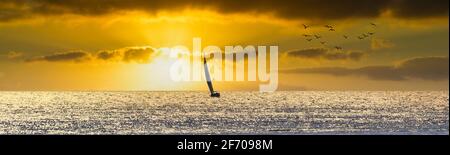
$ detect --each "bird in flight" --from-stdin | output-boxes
[314,35,322,39]
[303,34,312,37]
[334,46,343,50]
[358,36,364,40]
[325,25,334,29]
[320,41,327,45]
[329,28,335,31]
[302,24,310,29]
[370,22,377,27]
[306,38,313,42]
[367,32,375,35]
[343,35,349,39]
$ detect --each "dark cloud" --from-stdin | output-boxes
[25,51,91,62]
[97,47,155,63]
[96,50,121,60]
[122,47,155,63]
[389,0,449,18]
[0,0,448,21]
[398,56,449,80]
[25,46,156,63]
[281,57,449,81]
[286,48,365,61]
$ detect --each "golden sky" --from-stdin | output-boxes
[0,0,448,91]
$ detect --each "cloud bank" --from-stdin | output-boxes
[25,51,91,62]
[1,0,448,21]
[281,56,449,81]
[96,46,156,63]
[25,46,156,63]
[286,48,365,61]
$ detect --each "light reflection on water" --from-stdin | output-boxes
[0,91,448,135]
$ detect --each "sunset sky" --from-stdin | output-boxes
[0,0,448,91]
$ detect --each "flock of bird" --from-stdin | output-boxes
[301,22,378,50]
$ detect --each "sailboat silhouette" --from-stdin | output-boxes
[203,55,220,97]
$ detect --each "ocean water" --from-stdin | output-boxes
[0,91,448,135]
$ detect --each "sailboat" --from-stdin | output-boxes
[203,55,220,97]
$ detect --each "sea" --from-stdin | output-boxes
[0,91,448,135]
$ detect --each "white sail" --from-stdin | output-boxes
[203,57,214,94]
[203,57,220,97]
